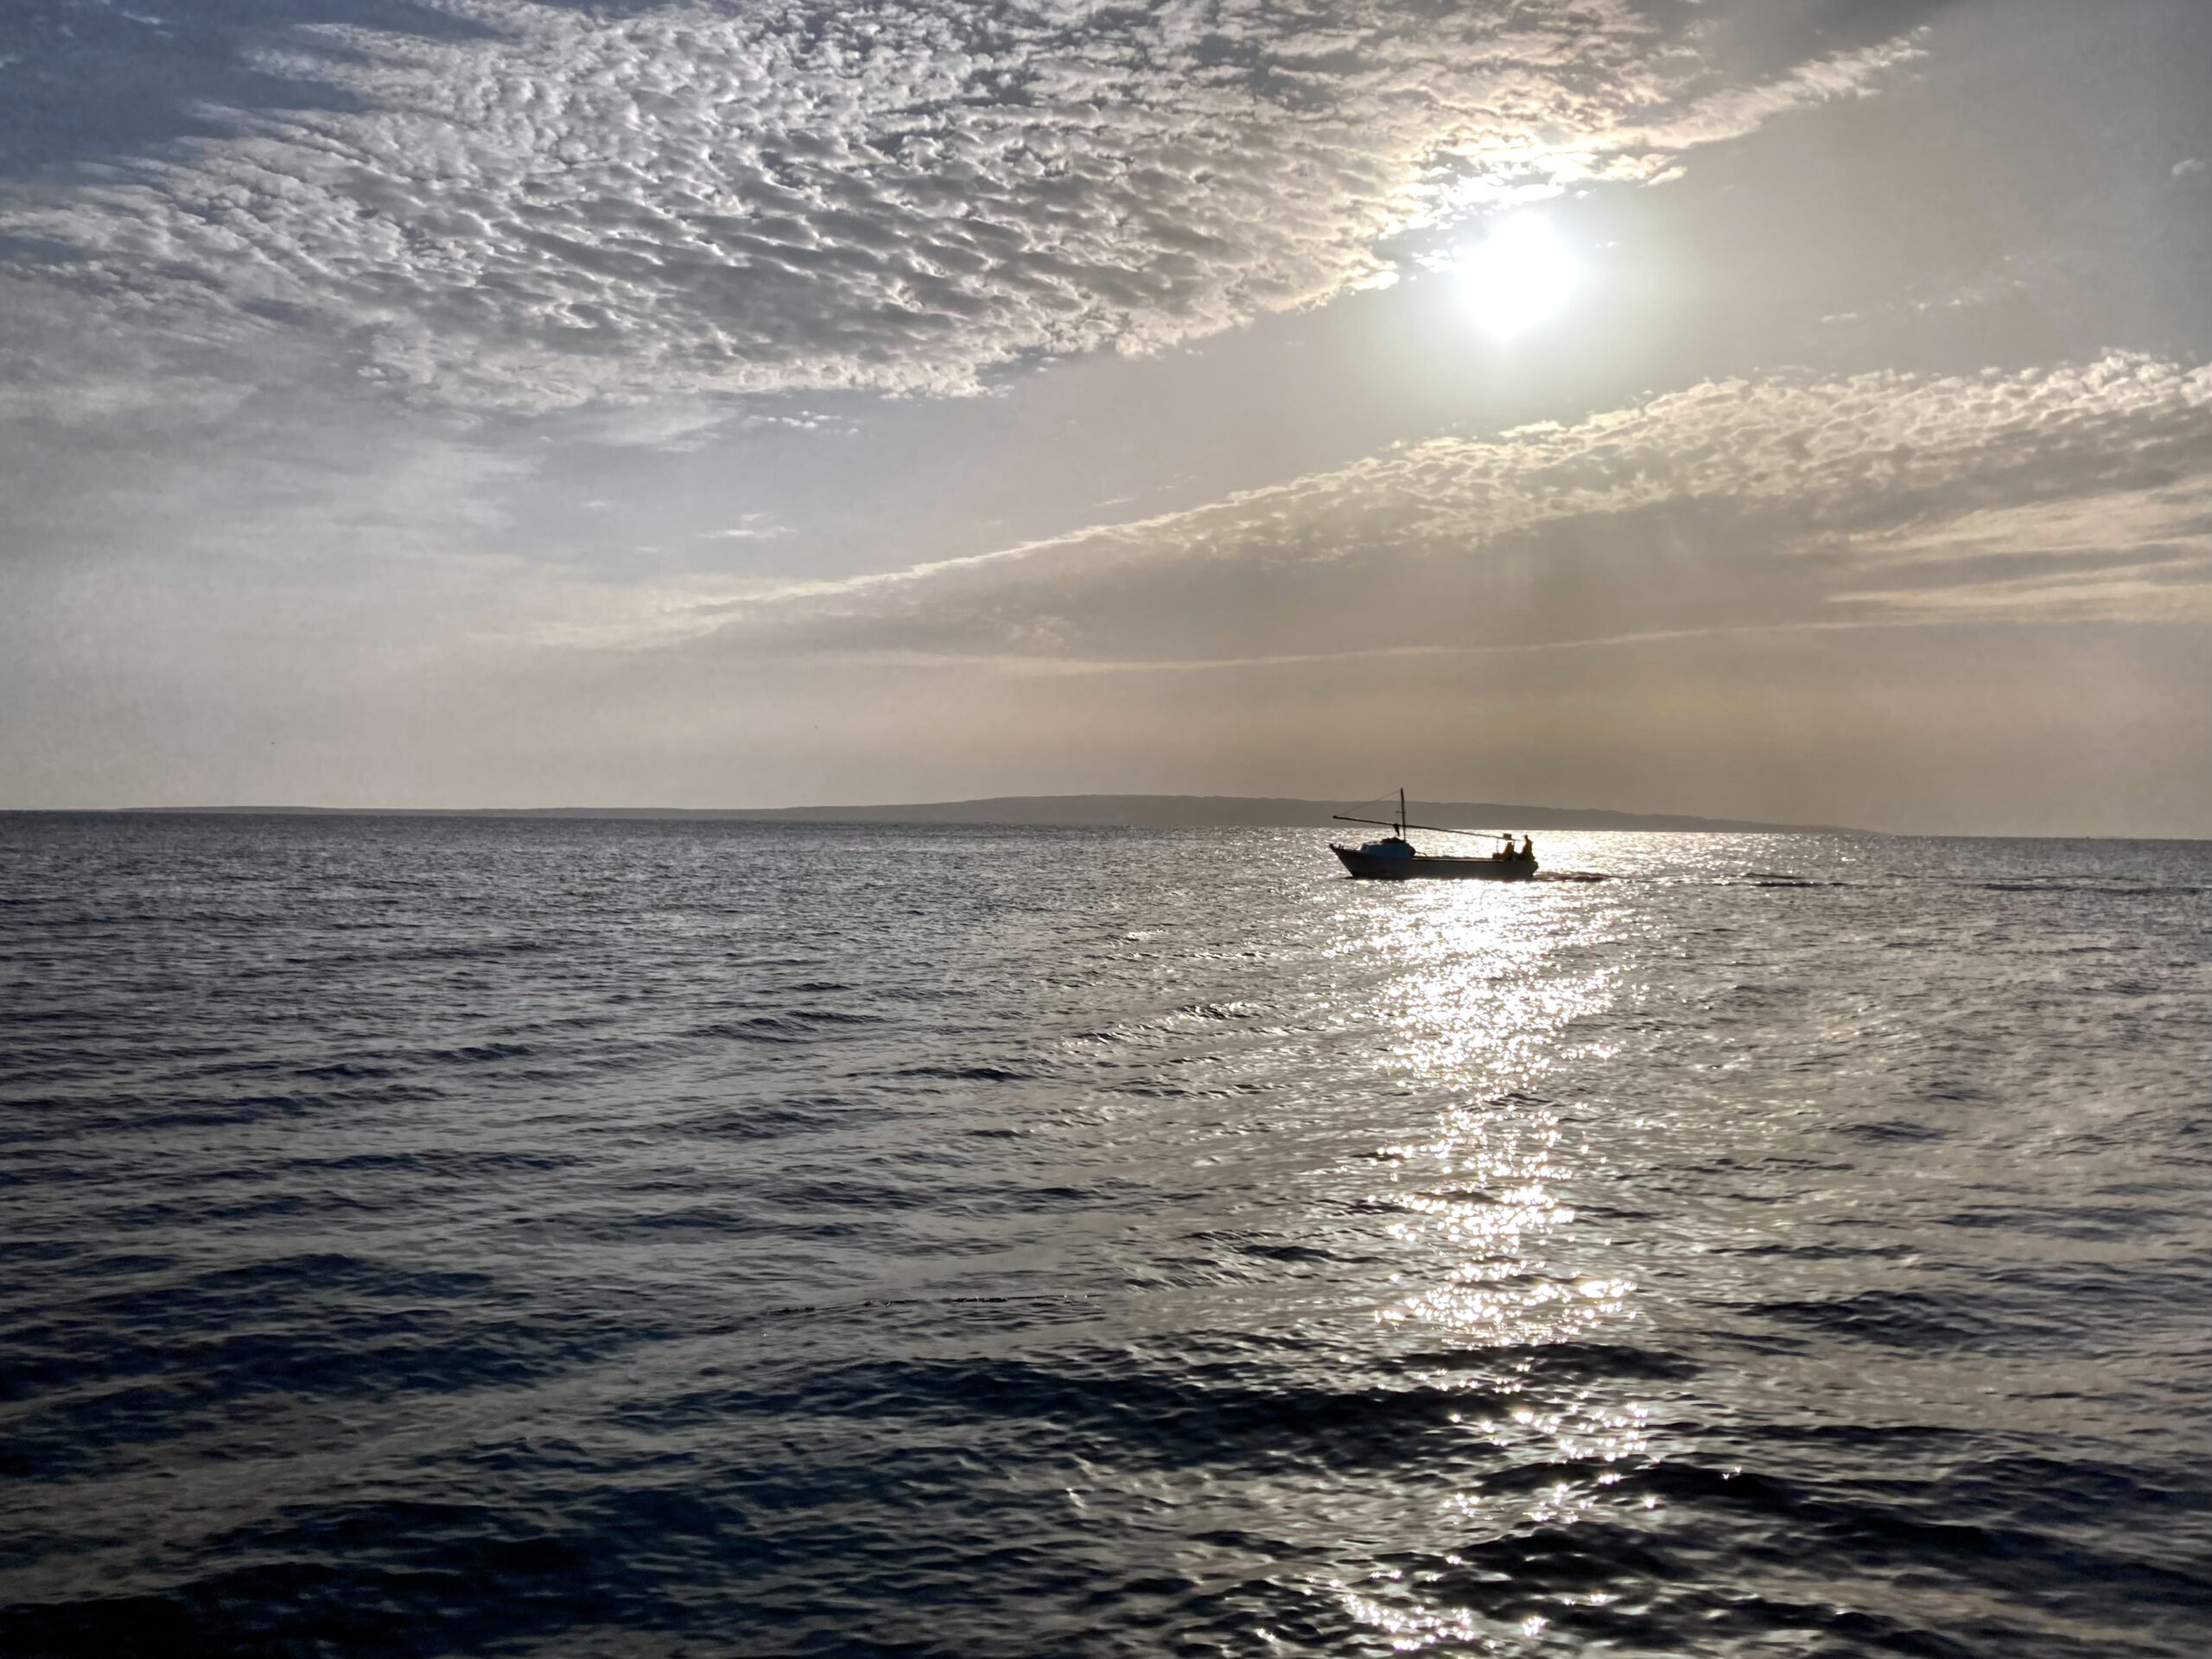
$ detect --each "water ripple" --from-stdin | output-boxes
[1,815,2207,1656]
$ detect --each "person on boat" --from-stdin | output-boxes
[1520,836,1535,861]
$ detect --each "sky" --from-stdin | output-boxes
[3,0,2209,833]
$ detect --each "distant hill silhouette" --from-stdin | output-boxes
[120,795,1867,833]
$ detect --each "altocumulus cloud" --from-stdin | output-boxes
[0,0,1920,413]
[663,354,2212,666]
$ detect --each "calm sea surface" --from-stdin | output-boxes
[3,815,2209,1657]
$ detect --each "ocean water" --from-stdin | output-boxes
[2,814,2209,1658]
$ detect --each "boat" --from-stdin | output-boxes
[1331,791,1538,880]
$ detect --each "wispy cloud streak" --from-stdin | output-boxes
[655,354,2212,662]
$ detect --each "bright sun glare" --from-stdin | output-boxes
[1457,216,1579,338]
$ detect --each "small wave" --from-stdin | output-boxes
[190,1057,289,1077]
[604,1207,772,1235]
[0,1506,613,1655]
[1976,880,2203,896]
[405,938,555,961]
[1185,1230,1342,1265]
[1389,1340,1700,1383]
[0,1239,77,1263]
[1835,1119,1948,1143]
[610,1349,1516,1467]
[284,1149,578,1179]
[1724,1240,1923,1261]
[1738,1288,2050,1354]
[684,1020,795,1043]
[10,1083,448,1141]
[419,1042,533,1065]
[689,1102,848,1140]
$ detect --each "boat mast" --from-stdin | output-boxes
[1397,788,1406,837]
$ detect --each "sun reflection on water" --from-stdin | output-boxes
[1352,886,1623,1337]
[1330,877,1649,1649]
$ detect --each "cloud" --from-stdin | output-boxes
[0,0,1924,413]
[666,353,2212,664]
[709,513,791,541]
[1420,29,1926,213]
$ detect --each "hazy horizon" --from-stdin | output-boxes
[22,791,2212,840]
[4,1,2209,836]
[16,790,1873,832]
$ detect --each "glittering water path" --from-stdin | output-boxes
[3,817,2209,1656]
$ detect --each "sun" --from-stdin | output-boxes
[1456,216,1580,338]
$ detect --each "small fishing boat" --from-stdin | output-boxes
[1331,791,1538,880]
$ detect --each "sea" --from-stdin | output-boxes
[3,814,2209,1658]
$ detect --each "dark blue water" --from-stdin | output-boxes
[3,815,2209,1657]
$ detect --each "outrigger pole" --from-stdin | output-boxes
[1332,787,1518,843]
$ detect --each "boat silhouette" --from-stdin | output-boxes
[1330,790,1538,880]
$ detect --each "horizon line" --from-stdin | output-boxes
[7,798,2206,837]
[9,791,1857,831]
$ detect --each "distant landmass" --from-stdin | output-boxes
[115,795,1868,834]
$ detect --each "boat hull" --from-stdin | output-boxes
[1332,846,1537,880]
